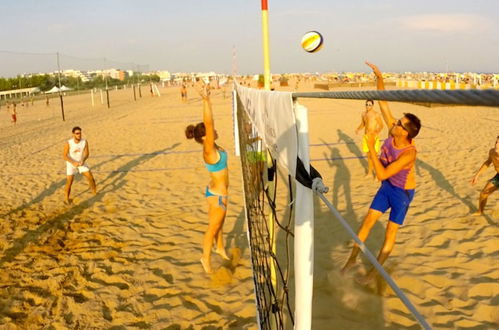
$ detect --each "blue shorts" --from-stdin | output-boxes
[370,181,415,225]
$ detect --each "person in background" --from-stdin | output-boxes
[63,126,97,204]
[470,135,499,216]
[356,99,384,179]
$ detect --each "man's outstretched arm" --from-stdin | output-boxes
[471,151,492,185]
[365,61,395,128]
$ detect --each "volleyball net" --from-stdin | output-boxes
[234,83,499,330]
[234,85,297,329]
[234,81,333,329]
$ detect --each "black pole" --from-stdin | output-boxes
[106,88,110,108]
[133,84,136,101]
[138,84,142,98]
[56,52,65,121]
[59,94,65,121]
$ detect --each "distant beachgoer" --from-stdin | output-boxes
[46,95,50,107]
[63,126,97,204]
[356,99,384,178]
[180,84,188,103]
[185,83,229,273]
[470,135,499,216]
[342,62,421,283]
[10,102,17,125]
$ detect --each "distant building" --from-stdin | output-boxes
[106,69,126,81]
[0,87,40,101]
[86,69,126,81]
[156,71,171,81]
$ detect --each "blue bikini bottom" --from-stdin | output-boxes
[205,186,227,210]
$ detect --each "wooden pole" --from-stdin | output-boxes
[56,52,65,121]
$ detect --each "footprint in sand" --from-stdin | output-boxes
[210,247,242,285]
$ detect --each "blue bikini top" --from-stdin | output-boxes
[205,149,228,172]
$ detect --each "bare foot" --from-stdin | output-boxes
[64,199,73,205]
[471,211,483,216]
[355,274,374,286]
[215,248,230,261]
[364,173,372,178]
[200,257,212,274]
[341,259,356,275]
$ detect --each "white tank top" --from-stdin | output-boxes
[68,138,86,162]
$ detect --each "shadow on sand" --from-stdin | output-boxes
[0,143,180,266]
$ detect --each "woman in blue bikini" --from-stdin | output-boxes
[185,84,230,273]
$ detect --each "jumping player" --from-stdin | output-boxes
[185,84,230,273]
[342,62,422,283]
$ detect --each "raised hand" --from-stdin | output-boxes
[195,81,211,101]
[365,61,382,78]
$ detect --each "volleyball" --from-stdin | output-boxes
[301,31,324,53]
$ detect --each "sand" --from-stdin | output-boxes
[0,86,255,329]
[0,80,497,329]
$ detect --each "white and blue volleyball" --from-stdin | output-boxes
[301,31,324,53]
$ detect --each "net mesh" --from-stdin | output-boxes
[235,92,295,329]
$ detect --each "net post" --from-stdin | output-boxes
[294,102,313,330]
[261,0,271,90]
[232,88,240,157]
[154,84,161,97]
[106,88,110,108]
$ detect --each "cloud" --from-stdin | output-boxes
[398,14,494,33]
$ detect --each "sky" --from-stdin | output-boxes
[0,0,498,77]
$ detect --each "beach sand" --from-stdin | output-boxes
[0,81,497,329]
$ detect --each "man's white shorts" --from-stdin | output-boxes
[66,162,90,176]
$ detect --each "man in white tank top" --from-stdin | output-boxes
[63,126,97,204]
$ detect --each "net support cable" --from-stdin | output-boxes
[293,89,499,107]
